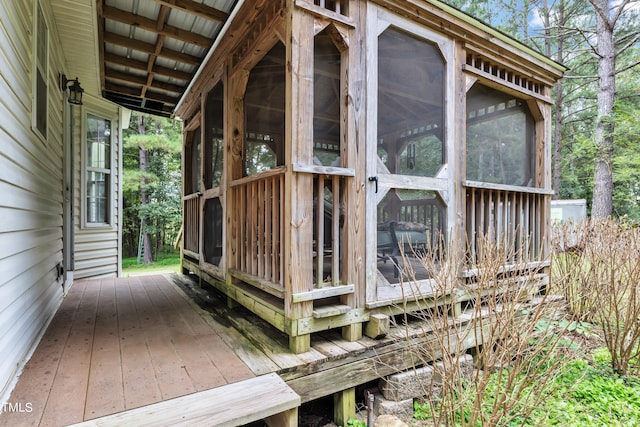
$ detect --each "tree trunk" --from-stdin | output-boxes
[138,115,154,264]
[551,0,564,199]
[590,0,615,218]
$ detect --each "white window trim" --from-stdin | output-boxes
[81,107,116,229]
[31,0,49,141]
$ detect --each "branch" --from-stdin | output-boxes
[615,32,640,56]
[615,60,640,76]
[611,0,633,27]
[587,0,613,31]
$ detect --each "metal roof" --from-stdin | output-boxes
[99,0,236,117]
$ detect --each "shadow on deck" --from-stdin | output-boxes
[0,273,466,426]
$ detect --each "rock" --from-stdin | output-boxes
[374,414,409,427]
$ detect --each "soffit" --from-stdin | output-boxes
[97,0,236,117]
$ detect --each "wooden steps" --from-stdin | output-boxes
[70,373,300,427]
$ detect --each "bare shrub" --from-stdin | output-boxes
[389,234,571,426]
[553,218,640,375]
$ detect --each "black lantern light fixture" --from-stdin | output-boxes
[59,74,84,105]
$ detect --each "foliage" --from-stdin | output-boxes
[414,349,640,426]
[393,236,570,427]
[122,112,183,259]
[121,252,181,275]
[441,0,640,218]
[345,418,366,427]
[552,218,640,375]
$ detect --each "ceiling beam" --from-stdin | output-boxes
[153,0,228,23]
[106,68,184,94]
[103,5,212,48]
[104,32,201,65]
[103,52,193,81]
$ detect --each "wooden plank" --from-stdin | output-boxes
[0,281,85,427]
[316,174,325,288]
[127,277,196,401]
[292,284,355,302]
[312,304,351,318]
[141,276,229,392]
[332,176,340,286]
[84,279,125,420]
[228,268,285,299]
[463,179,554,195]
[40,281,100,426]
[292,163,355,176]
[116,278,163,410]
[70,373,300,427]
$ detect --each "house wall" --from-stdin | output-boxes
[0,0,123,400]
[72,94,123,280]
[0,0,66,399]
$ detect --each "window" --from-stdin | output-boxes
[185,128,201,194]
[85,114,112,225]
[313,27,342,166]
[33,1,48,139]
[244,42,286,176]
[466,84,535,186]
[377,28,445,178]
[204,82,224,189]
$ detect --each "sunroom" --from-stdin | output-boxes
[177,0,563,353]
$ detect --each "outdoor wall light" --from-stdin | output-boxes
[59,74,84,105]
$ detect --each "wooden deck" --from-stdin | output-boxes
[0,275,255,427]
[1,272,506,426]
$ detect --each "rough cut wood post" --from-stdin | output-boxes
[339,0,365,343]
[453,41,467,286]
[285,4,314,353]
[538,93,553,272]
[334,387,356,426]
[226,69,250,301]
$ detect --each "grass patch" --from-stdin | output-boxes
[413,348,640,426]
[122,252,181,276]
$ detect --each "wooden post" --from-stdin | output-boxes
[265,408,298,427]
[285,6,315,353]
[339,0,365,342]
[365,313,389,339]
[333,387,356,426]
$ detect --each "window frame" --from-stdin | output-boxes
[32,0,49,141]
[81,110,115,229]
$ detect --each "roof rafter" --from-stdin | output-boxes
[103,5,211,48]
[153,0,229,23]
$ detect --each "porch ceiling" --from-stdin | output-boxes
[97,0,238,117]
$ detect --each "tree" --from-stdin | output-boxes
[123,112,182,263]
[589,0,619,216]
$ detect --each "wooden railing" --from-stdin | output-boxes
[314,0,346,15]
[183,193,200,254]
[294,164,354,288]
[230,168,285,294]
[313,174,341,287]
[464,181,552,264]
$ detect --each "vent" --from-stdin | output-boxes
[466,53,542,95]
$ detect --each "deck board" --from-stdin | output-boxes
[0,274,256,427]
[116,277,163,410]
[41,279,100,426]
[84,279,125,420]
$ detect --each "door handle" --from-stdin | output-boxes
[368,176,378,193]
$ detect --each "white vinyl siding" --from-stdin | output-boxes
[0,0,65,399]
[73,96,121,280]
[32,0,49,140]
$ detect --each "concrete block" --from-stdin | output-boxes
[379,354,475,401]
[373,393,414,418]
